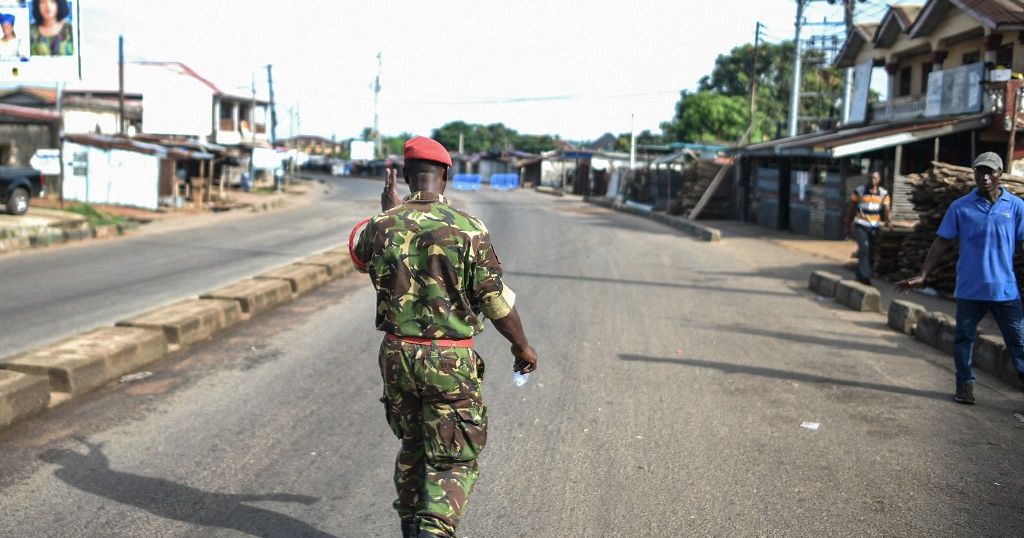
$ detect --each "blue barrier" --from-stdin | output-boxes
[490,174,519,191]
[453,174,482,191]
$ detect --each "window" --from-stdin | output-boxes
[996,43,1014,69]
[898,66,912,97]
[920,62,932,94]
[962,51,980,65]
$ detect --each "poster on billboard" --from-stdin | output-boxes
[0,0,80,82]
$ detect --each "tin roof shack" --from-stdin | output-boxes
[62,134,212,210]
[0,103,59,168]
[0,86,143,136]
[736,0,1024,239]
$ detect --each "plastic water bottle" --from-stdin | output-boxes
[513,371,529,387]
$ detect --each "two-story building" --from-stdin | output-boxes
[737,0,1024,238]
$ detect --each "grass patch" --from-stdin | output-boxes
[251,187,280,195]
[63,203,130,227]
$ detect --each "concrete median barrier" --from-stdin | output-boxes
[808,270,842,298]
[0,370,50,429]
[255,264,330,295]
[200,279,293,318]
[915,311,956,355]
[294,252,354,278]
[1,327,168,396]
[834,280,881,312]
[887,300,926,335]
[117,299,242,347]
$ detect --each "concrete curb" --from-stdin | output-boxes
[0,243,357,432]
[0,370,50,429]
[2,327,168,397]
[255,264,331,295]
[117,298,243,347]
[808,270,1023,391]
[835,280,881,312]
[201,279,294,318]
[808,270,842,297]
[584,196,722,242]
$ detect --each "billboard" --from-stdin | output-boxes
[925,62,985,117]
[848,60,873,124]
[0,0,80,82]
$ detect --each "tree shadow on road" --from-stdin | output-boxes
[505,270,796,297]
[618,354,950,401]
[39,438,336,538]
[713,323,906,357]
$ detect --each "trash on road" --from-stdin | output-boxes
[513,371,529,387]
[1014,413,1024,423]
[119,371,153,383]
[816,296,827,302]
[800,421,820,431]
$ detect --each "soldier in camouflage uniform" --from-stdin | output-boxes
[353,136,538,538]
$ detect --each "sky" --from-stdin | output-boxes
[66,0,897,142]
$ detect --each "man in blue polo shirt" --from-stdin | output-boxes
[897,152,1024,404]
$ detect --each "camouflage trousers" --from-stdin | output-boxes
[378,337,487,538]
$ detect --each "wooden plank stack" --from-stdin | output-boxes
[884,161,1024,295]
[667,159,735,219]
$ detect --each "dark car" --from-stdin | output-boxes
[0,166,45,215]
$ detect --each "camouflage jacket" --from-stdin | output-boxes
[353,191,515,339]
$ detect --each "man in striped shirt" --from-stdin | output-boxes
[845,171,892,285]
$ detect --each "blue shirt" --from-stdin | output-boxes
[937,188,1024,301]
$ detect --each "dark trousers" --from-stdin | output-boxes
[953,299,1024,386]
[854,225,879,284]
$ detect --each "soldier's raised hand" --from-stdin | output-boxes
[381,168,401,212]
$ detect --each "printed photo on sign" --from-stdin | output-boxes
[29,0,73,57]
[0,3,30,62]
[0,0,78,82]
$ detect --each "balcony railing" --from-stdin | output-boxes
[869,97,926,123]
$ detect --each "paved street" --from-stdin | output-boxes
[0,175,380,359]
[1,189,1022,537]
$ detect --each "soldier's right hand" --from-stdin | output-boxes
[512,344,537,374]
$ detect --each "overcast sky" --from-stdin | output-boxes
[73,0,893,142]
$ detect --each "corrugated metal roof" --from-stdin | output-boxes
[0,103,60,122]
[957,0,1024,27]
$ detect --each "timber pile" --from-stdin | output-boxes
[667,159,734,219]
[887,162,1024,295]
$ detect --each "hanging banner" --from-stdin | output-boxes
[848,60,873,124]
[0,0,81,82]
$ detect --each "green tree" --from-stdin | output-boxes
[663,40,844,144]
[613,130,665,152]
[431,121,559,154]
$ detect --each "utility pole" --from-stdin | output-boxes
[373,51,382,159]
[629,113,636,171]
[788,0,807,137]
[840,0,856,124]
[118,35,125,135]
[741,22,764,145]
[266,64,277,146]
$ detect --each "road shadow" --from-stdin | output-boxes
[618,354,950,401]
[714,323,906,356]
[505,270,796,298]
[39,438,336,538]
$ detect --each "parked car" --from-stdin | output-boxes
[0,166,45,215]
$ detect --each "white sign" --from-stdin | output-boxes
[795,171,809,201]
[30,148,59,174]
[0,0,81,82]
[925,70,944,116]
[848,60,873,124]
[350,140,375,161]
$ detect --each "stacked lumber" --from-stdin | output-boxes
[667,160,734,219]
[875,225,913,276]
[887,162,1024,295]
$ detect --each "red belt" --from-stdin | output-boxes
[386,333,473,348]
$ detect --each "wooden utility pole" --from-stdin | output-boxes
[740,22,763,145]
[118,35,125,135]
[266,64,277,146]
[1009,86,1021,172]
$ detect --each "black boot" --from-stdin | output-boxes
[401,519,417,538]
[953,383,975,405]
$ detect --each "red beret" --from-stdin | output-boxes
[403,136,452,166]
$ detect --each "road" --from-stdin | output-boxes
[1,189,1022,537]
[0,175,381,359]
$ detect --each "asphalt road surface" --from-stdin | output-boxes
[0,175,381,359]
[1,188,1023,537]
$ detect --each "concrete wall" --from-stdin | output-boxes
[62,142,161,210]
[0,123,54,166]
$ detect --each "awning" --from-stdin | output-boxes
[742,113,991,158]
